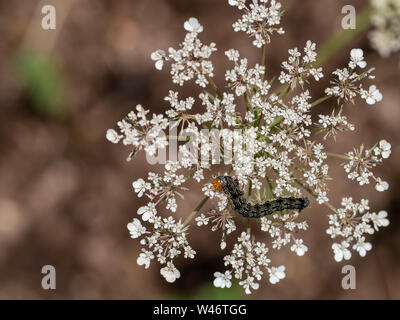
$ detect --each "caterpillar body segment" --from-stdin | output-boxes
[212,176,310,218]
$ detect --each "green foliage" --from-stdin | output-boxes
[316,6,373,67]
[14,51,67,117]
[192,281,245,300]
[154,280,245,300]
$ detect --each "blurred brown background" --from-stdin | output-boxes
[0,0,399,299]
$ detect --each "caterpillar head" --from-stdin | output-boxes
[211,176,227,192]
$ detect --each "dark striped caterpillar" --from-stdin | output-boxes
[212,176,310,218]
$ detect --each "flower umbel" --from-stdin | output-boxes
[369,0,400,58]
[327,198,389,261]
[107,0,390,294]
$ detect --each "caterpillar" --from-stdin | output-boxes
[212,176,310,218]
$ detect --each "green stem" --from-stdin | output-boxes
[248,179,253,198]
[326,152,351,161]
[265,173,276,198]
[311,95,332,108]
[269,115,284,129]
[183,196,210,226]
[261,44,266,67]
[261,44,266,81]
[278,83,291,100]
[205,74,222,99]
[244,92,251,112]
[166,135,191,142]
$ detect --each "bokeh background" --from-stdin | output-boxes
[0,0,399,299]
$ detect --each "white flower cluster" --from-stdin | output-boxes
[279,41,324,88]
[131,168,188,212]
[343,140,391,191]
[214,232,286,294]
[369,0,400,58]
[225,49,269,97]
[325,49,382,105]
[196,92,239,127]
[151,17,216,87]
[195,209,237,250]
[327,197,389,261]
[106,105,169,157]
[260,211,308,252]
[107,0,391,293]
[295,139,329,204]
[229,0,285,47]
[317,108,355,140]
[129,206,196,283]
